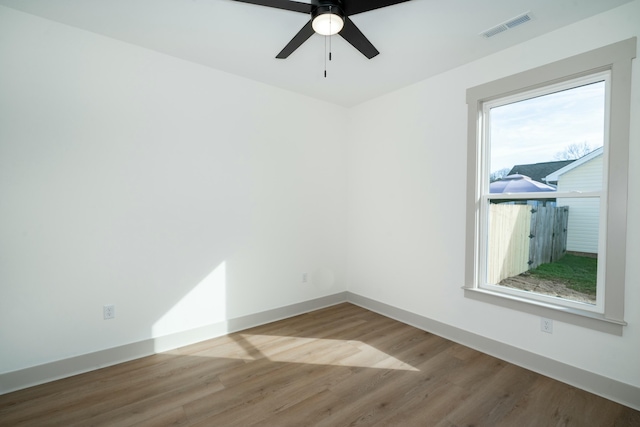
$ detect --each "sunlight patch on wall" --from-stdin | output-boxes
[152,261,227,340]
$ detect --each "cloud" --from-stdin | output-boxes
[489,81,605,172]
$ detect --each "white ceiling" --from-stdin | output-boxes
[0,0,632,106]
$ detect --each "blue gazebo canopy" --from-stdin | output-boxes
[490,174,556,193]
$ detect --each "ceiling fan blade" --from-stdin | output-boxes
[230,0,312,14]
[344,0,411,16]
[339,17,379,59]
[276,21,315,58]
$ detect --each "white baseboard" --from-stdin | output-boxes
[346,292,640,411]
[3,290,638,412]
[0,292,348,395]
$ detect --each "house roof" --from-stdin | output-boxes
[508,160,575,184]
[545,147,604,182]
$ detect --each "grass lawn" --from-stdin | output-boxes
[528,254,597,295]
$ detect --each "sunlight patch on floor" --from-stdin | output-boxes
[192,333,419,371]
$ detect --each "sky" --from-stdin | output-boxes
[489,81,605,173]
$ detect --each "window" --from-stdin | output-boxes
[464,38,636,335]
[483,75,606,312]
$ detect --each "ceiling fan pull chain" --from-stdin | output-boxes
[324,35,327,78]
[329,6,333,61]
[329,34,332,61]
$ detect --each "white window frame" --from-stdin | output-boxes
[464,38,636,335]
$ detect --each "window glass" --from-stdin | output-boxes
[486,197,600,306]
[489,81,606,193]
[482,79,606,310]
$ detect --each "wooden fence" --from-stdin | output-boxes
[488,204,569,284]
[529,205,569,269]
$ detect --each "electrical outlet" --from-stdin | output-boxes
[302,273,308,283]
[541,318,553,334]
[103,304,115,320]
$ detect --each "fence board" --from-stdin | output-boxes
[488,203,569,283]
[488,204,531,284]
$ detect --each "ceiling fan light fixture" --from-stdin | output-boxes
[312,13,344,35]
[311,4,345,36]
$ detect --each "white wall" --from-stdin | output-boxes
[347,0,640,391]
[0,6,348,374]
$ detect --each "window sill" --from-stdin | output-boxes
[463,287,626,335]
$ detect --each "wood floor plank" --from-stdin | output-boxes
[133,406,190,427]
[3,355,235,426]
[184,340,362,424]
[371,378,469,426]
[192,365,353,427]
[445,362,539,426]
[80,374,225,427]
[1,303,637,427]
[494,375,595,427]
[248,388,342,427]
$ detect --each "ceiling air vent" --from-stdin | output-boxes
[505,13,531,28]
[481,12,532,38]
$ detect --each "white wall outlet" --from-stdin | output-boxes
[302,273,308,283]
[103,304,115,320]
[541,318,553,334]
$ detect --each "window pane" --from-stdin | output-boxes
[489,81,605,193]
[486,198,599,305]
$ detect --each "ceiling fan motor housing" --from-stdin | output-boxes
[312,0,345,17]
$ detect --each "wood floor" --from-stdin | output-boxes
[1,303,638,426]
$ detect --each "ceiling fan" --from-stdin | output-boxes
[230,0,411,59]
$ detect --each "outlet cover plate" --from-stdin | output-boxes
[104,304,115,320]
[541,318,553,333]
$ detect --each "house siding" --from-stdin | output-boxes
[556,154,603,254]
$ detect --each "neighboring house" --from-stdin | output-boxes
[508,159,575,185]
[545,147,604,255]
